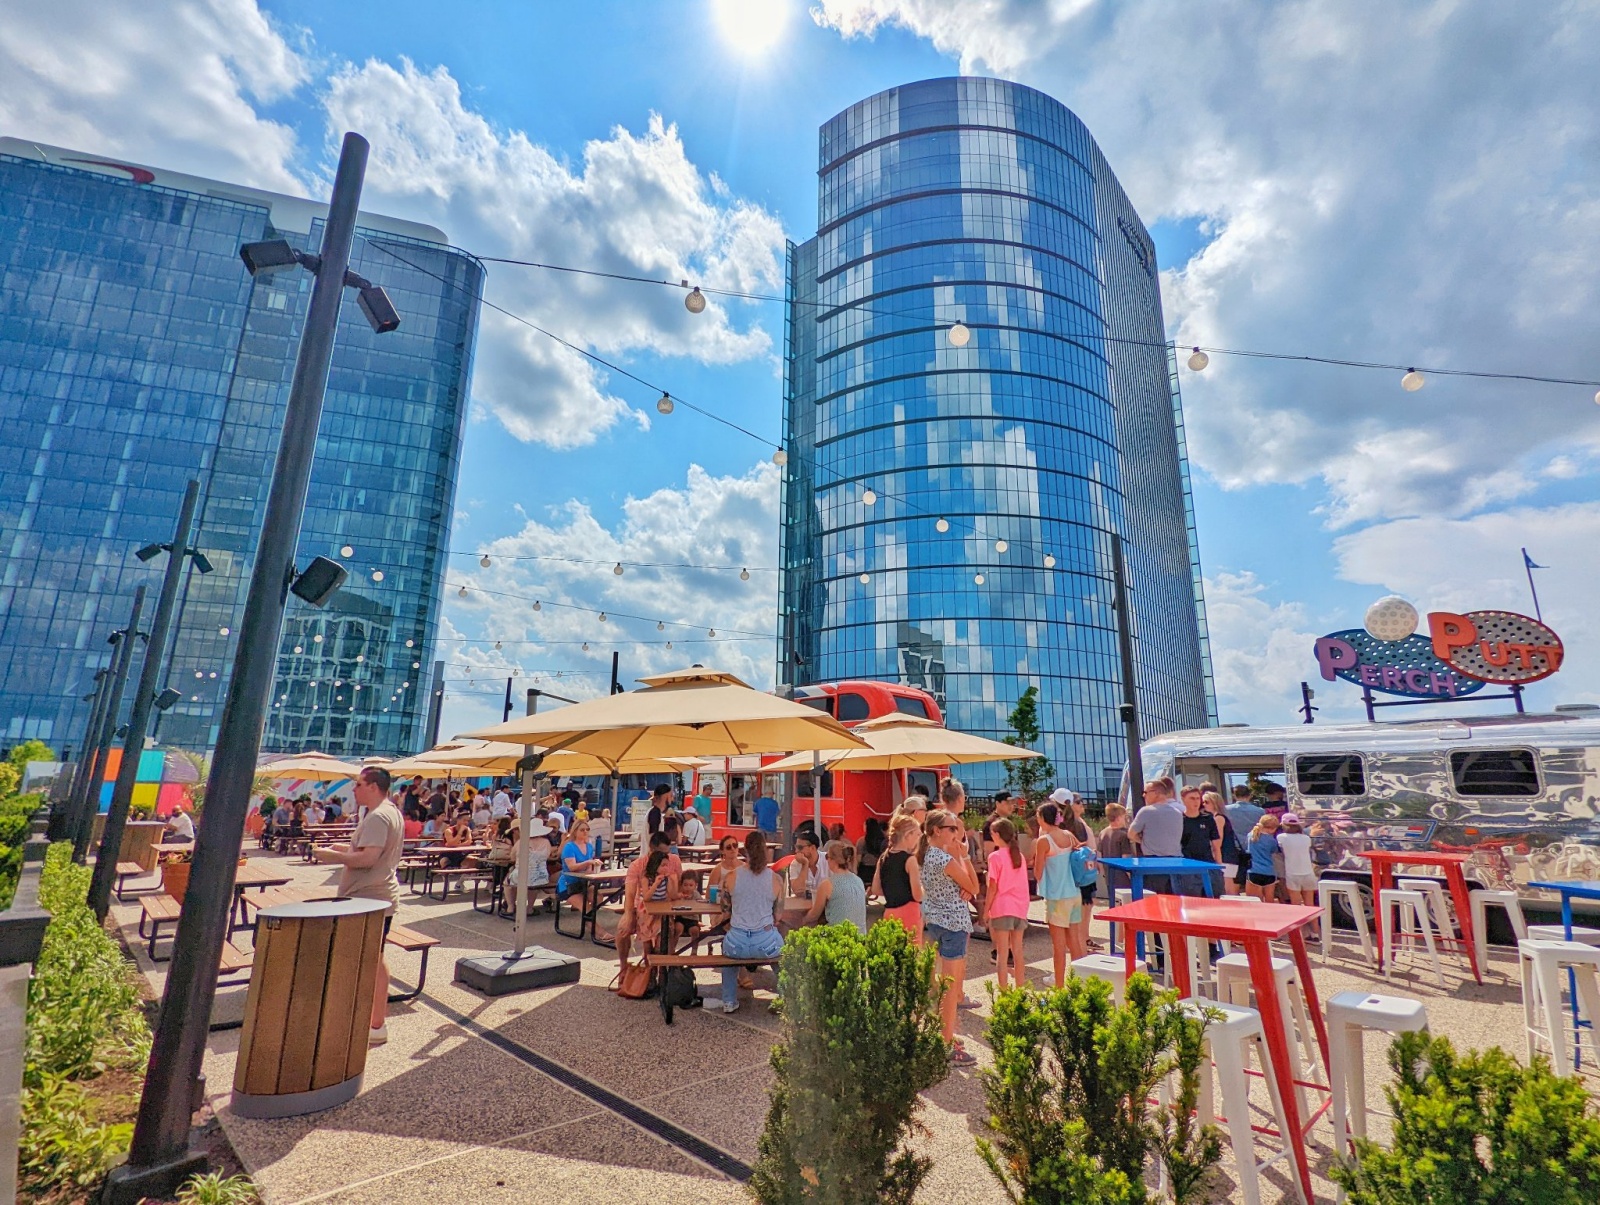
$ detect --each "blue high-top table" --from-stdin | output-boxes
[1096,856,1219,956]
[1528,879,1600,1068]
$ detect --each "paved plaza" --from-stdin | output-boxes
[112,851,1535,1204]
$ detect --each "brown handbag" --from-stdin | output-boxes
[611,958,652,1000]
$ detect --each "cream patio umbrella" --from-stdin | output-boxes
[461,667,869,958]
[259,751,364,781]
[759,713,1046,773]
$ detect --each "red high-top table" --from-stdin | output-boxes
[1359,850,1481,983]
[1099,894,1328,1205]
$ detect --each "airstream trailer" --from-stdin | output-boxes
[1137,709,1600,913]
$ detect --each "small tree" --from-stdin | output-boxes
[1332,1030,1600,1204]
[752,921,948,1204]
[8,739,56,775]
[978,975,1221,1205]
[1003,686,1056,805]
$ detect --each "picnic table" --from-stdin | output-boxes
[676,844,722,860]
[1095,855,1218,957]
[1100,894,1328,1205]
[1360,849,1481,982]
[231,862,294,927]
[642,898,758,1024]
[554,868,628,945]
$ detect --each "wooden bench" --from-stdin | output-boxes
[139,894,183,961]
[644,950,779,1024]
[385,923,440,1002]
[218,938,254,980]
[114,861,156,902]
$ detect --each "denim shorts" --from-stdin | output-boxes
[925,922,970,960]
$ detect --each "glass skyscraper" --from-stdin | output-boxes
[0,140,481,760]
[780,78,1215,796]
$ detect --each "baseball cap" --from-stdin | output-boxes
[1281,812,1301,826]
[1048,787,1071,804]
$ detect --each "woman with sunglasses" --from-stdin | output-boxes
[920,812,981,1066]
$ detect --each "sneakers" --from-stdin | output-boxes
[713,999,740,1015]
[957,996,982,1011]
[948,1042,977,1067]
[368,1023,388,1046]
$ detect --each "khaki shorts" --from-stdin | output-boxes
[1045,897,1082,928]
[989,914,1025,932]
[1285,872,1318,893]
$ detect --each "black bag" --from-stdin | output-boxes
[660,965,700,1011]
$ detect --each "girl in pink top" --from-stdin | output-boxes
[984,818,1031,989]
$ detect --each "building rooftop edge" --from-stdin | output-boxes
[0,136,451,246]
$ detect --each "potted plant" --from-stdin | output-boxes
[159,848,193,901]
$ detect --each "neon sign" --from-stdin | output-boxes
[1314,630,1485,699]
[1314,607,1563,699]
[1429,610,1563,684]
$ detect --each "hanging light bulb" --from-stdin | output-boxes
[533,600,541,611]
[340,545,354,558]
[412,662,420,669]
[708,628,716,637]
[666,640,673,650]
[935,517,950,533]
[613,562,624,576]
[995,539,1008,553]
[404,639,414,648]
[657,621,665,631]
[740,567,750,581]
[194,671,203,679]
[371,570,384,582]
[974,573,986,585]
[479,554,491,568]
[355,654,364,662]
[1044,553,1057,569]
[1593,389,1600,405]
[598,612,607,622]
[656,392,674,415]
[948,322,971,347]
[494,641,502,650]
[1186,347,1209,371]
[862,488,877,506]
[772,447,788,466]
[293,645,303,654]
[313,634,323,643]
[685,286,706,313]
[859,573,870,584]
[1401,368,1425,392]
[582,641,589,651]
[458,585,468,597]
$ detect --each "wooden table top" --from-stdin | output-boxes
[234,862,294,889]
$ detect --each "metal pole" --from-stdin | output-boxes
[114,133,371,1202]
[1110,536,1144,810]
[1523,548,1543,622]
[59,669,109,841]
[610,651,620,695]
[512,688,538,957]
[502,676,513,722]
[89,481,200,919]
[74,588,145,862]
[812,750,822,840]
[424,659,445,746]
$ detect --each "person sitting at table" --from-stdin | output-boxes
[402,809,423,840]
[556,817,602,907]
[708,834,741,900]
[470,794,491,829]
[325,796,344,822]
[801,841,868,933]
[162,806,195,845]
[441,812,473,867]
[716,831,784,1014]
[500,817,553,913]
[681,805,708,847]
[304,800,325,828]
[287,801,306,840]
[674,869,705,942]
[787,830,823,898]
[616,831,679,966]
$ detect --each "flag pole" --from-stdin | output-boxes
[1522,547,1544,622]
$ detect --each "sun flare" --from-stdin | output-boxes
[712,0,788,56]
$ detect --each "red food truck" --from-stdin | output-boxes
[692,680,948,845]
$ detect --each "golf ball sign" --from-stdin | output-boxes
[1315,608,1563,697]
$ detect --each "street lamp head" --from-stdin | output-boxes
[239,239,302,275]
[290,556,349,608]
[356,284,401,334]
[135,543,164,562]
[153,687,182,712]
[189,550,215,575]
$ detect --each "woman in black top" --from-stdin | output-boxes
[871,815,924,937]
[857,818,888,888]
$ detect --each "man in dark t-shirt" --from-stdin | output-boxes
[427,782,447,819]
[1178,784,1221,896]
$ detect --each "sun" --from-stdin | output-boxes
[711,0,789,56]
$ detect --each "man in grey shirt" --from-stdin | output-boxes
[1129,777,1185,894]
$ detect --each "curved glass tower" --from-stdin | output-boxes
[779,77,1215,795]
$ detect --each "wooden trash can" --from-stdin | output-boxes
[119,820,168,872]
[231,898,389,1119]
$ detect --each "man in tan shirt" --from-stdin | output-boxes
[315,766,404,1043]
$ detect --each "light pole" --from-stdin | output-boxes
[1110,535,1144,809]
[72,588,145,862]
[88,479,208,920]
[56,668,109,842]
[110,132,399,1204]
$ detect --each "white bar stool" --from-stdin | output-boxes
[1468,888,1527,969]
[1072,953,1147,1004]
[1327,991,1429,1161]
[1106,886,1133,952]
[1527,923,1600,945]
[1215,952,1319,1115]
[1316,879,1373,963]
[1378,888,1444,987]
[1396,877,1455,939]
[1519,938,1600,1073]
[1180,998,1293,1205]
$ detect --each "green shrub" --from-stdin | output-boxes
[751,920,949,1204]
[0,791,40,911]
[1332,1029,1600,1204]
[978,974,1222,1205]
[17,1074,134,1195]
[176,1171,262,1205]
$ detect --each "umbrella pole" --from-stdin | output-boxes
[512,691,539,958]
[812,750,821,842]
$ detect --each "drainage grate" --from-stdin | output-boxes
[418,993,754,1181]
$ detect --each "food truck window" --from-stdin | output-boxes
[836,692,871,722]
[893,695,931,718]
[727,775,751,825]
[794,769,834,799]
[1450,749,1540,796]
[907,769,939,799]
[1295,754,1366,796]
[797,695,835,716]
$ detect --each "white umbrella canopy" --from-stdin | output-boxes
[383,758,490,776]
[760,713,1046,773]
[259,751,364,781]
[459,666,869,767]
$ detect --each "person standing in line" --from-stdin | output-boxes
[681,805,709,847]
[984,818,1031,990]
[1245,814,1282,901]
[856,817,888,889]
[1276,813,1318,931]
[717,831,784,1014]
[1034,802,1084,985]
[976,790,1017,937]
[490,783,512,820]
[1178,784,1222,896]
[646,784,670,836]
[314,766,404,1045]
[1054,788,1100,952]
[1205,788,1243,895]
[1128,777,1184,893]
[921,811,980,1066]
[872,816,924,938]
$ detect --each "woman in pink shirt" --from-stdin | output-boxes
[984,818,1031,990]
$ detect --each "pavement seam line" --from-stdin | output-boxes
[416,990,755,1182]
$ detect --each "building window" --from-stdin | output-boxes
[1449,749,1541,797]
[1294,754,1365,797]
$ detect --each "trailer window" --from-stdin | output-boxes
[1450,749,1541,796]
[797,695,834,716]
[727,775,750,826]
[1295,755,1366,797]
[893,695,931,718]
[836,692,871,722]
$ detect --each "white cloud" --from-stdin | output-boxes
[813,2,1600,526]
[1201,570,1327,726]
[435,460,782,738]
[322,59,787,448]
[0,0,308,192]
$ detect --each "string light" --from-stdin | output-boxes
[773,448,788,466]
[340,544,354,557]
[581,641,589,651]
[947,323,971,347]
[859,573,870,584]
[1044,554,1057,569]
[1186,347,1209,371]
[1401,368,1426,392]
[613,563,624,576]
[666,640,672,650]
[598,612,607,622]
[684,285,706,314]
[708,628,716,637]
[458,585,468,597]
[657,621,665,630]
[313,634,323,643]
[862,488,877,506]
[218,626,230,636]
[994,540,1008,553]
[293,645,303,654]
[371,570,384,582]
[935,518,949,533]
[480,554,492,568]
[656,393,674,415]
[740,567,750,581]
[533,600,541,611]
[974,573,986,585]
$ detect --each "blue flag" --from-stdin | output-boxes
[1523,548,1546,570]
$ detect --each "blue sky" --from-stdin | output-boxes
[4,0,1596,748]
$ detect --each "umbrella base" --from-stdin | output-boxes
[454,948,581,996]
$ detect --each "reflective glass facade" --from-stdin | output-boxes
[0,145,481,758]
[780,78,1215,796]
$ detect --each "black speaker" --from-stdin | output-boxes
[290,556,348,608]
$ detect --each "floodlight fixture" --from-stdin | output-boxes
[290,556,348,608]
[153,687,182,712]
[136,542,164,562]
[239,239,303,274]
[355,283,401,333]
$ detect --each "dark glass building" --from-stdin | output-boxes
[779,78,1215,796]
[0,140,481,759]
